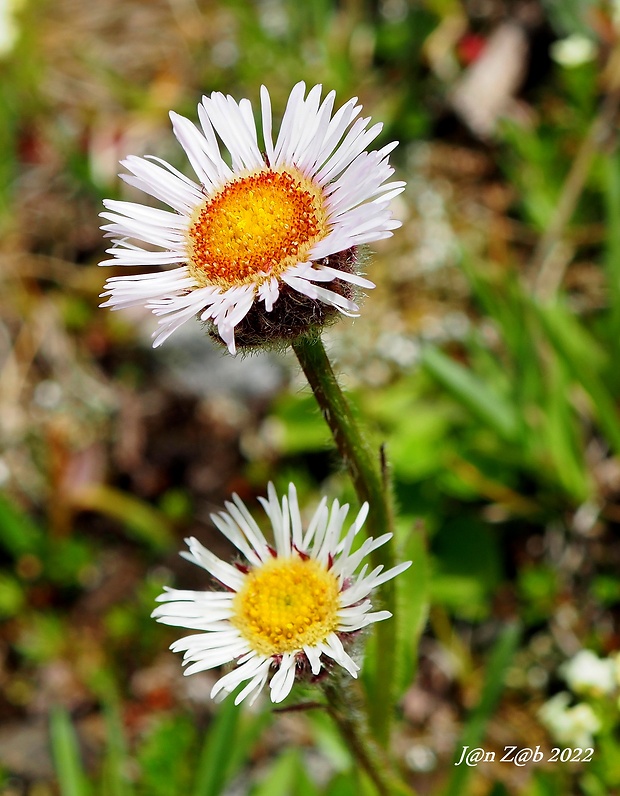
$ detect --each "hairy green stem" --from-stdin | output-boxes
[323,681,415,796]
[292,333,397,745]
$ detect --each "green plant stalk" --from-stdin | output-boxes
[323,681,415,796]
[291,333,397,745]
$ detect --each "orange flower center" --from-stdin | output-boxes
[187,168,328,289]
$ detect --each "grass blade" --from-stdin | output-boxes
[422,346,519,442]
[443,623,521,796]
[101,700,134,796]
[50,708,88,796]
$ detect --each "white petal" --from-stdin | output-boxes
[287,483,304,549]
[202,92,263,173]
[258,276,279,311]
[100,268,197,310]
[170,111,227,189]
[302,497,328,549]
[210,512,264,566]
[273,81,307,166]
[282,274,359,315]
[230,493,272,555]
[120,155,202,214]
[260,85,275,165]
[181,537,246,590]
[303,644,323,675]
[319,633,359,676]
[210,655,271,699]
[269,653,297,703]
[235,667,271,705]
[314,502,349,565]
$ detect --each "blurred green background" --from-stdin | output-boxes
[3,0,620,793]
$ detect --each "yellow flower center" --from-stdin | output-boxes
[231,556,340,656]
[187,167,328,290]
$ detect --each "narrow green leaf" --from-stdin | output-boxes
[224,709,273,787]
[101,700,133,796]
[192,698,240,796]
[326,773,359,796]
[0,493,43,557]
[541,356,590,501]
[326,772,378,796]
[70,485,173,551]
[535,301,607,373]
[192,697,272,796]
[50,708,88,796]
[393,525,430,699]
[443,623,521,796]
[307,710,352,773]
[250,749,306,796]
[536,303,620,453]
[604,150,620,344]
[421,346,519,441]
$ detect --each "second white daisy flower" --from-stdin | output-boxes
[100,83,404,353]
[152,483,411,705]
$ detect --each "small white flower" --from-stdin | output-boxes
[550,34,597,68]
[152,483,411,705]
[561,649,617,697]
[100,83,404,354]
[539,692,601,748]
[0,0,25,58]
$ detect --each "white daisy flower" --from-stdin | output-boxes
[152,483,411,705]
[99,82,404,354]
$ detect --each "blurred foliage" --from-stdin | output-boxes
[3,0,620,793]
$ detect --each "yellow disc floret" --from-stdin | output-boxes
[231,556,340,656]
[187,167,328,289]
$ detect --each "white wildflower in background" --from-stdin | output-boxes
[100,83,404,353]
[561,649,617,697]
[613,651,620,689]
[550,34,597,68]
[152,483,411,705]
[0,0,25,58]
[539,692,601,749]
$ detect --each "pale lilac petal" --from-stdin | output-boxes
[100,84,402,351]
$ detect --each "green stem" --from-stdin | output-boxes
[291,333,397,745]
[323,681,415,796]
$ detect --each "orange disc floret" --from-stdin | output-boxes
[187,168,328,289]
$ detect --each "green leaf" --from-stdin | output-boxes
[0,573,25,619]
[307,710,352,772]
[540,354,590,501]
[50,708,89,796]
[431,518,503,620]
[0,493,43,557]
[271,393,330,455]
[421,346,519,442]
[393,525,430,698]
[136,714,196,796]
[192,698,241,796]
[536,302,620,453]
[443,623,521,796]
[101,700,133,796]
[69,485,173,551]
[251,749,319,796]
[535,300,607,373]
[325,773,360,796]
[603,150,620,344]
